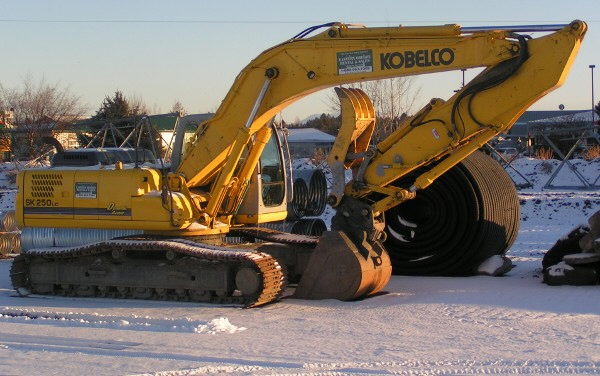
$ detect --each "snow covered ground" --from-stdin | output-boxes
[1,158,600,375]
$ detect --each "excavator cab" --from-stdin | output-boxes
[234,127,289,224]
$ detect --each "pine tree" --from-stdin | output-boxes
[85,91,160,154]
[93,91,131,120]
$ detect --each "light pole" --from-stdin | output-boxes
[590,64,596,126]
[454,69,467,93]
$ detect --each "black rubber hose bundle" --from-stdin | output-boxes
[383,151,520,276]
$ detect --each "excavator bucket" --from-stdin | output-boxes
[293,231,392,300]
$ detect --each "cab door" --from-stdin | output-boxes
[234,126,289,224]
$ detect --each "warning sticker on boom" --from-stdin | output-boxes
[337,50,373,75]
[75,182,97,199]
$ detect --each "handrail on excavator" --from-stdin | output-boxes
[461,24,569,33]
[293,22,571,39]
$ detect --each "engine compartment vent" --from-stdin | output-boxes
[30,173,63,198]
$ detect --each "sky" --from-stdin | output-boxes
[2,0,599,122]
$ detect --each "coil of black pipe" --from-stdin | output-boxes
[382,151,520,276]
[288,178,309,219]
[291,218,328,236]
[306,169,327,216]
[289,169,328,219]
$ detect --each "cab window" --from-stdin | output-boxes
[259,133,285,207]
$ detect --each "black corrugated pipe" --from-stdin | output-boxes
[292,169,328,218]
[288,178,309,219]
[291,218,327,236]
[248,218,327,237]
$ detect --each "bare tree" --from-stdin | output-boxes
[326,77,420,142]
[127,93,150,116]
[170,100,187,116]
[0,77,87,125]
[0,77,87,158]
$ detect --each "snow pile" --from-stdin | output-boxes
[519,192,600,225]
[193,317,246,334]
[477,255,513,276]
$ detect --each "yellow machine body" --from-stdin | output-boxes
[17,168,196,231]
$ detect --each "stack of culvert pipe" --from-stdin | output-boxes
[0,211,18,232]
[290,218,327,236]
[289,168,328,219]
[0,231,20,257]
[0,211,20,257]
[288,178,309,219]
[279,168,329,237]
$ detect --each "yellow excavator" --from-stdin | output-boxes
[11,21,586,306]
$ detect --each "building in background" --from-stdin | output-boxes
[496,110,591,155]
[528,111,598,155]
[286,128,336,159]
[150,113,213,150]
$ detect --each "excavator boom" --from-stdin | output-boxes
[177,21,586,225]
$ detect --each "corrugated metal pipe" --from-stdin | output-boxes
[0,211,20,257]
[0,231,20,257]
[0,211,18,232]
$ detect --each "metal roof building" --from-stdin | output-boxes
[286,128,335,158]
[507,110,584,136]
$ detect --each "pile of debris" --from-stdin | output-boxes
[543,210,600,285]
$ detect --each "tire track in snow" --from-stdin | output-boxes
[0,307,246,334]
[439,304,599,346]
[133,359,600,375]
[441,304,576,324]
[0,332,141,350]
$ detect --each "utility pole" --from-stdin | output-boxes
[590,64,596,126]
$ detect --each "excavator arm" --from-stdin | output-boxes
[177,21,586,226]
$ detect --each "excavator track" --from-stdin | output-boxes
[10,239,285,308]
